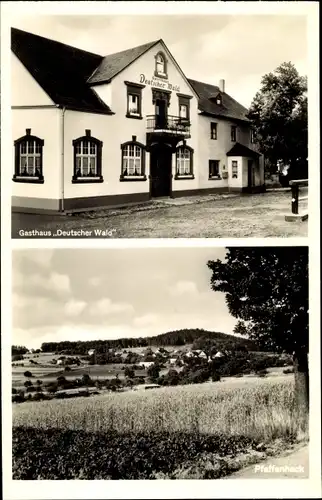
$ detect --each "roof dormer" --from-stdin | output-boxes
[210,92,223,106]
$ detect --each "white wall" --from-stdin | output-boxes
[92,84,112,109]
[12,108,61,200]
[11,53,54,106]
[197,114,259,190]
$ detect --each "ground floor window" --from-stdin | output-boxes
[209,159,221,179]
[175,146,194,179]
[120,138,146,181]
[232,160,238,178]
[13,129,44,183]
[72,131,103,183]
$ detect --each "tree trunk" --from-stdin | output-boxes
[293,350,309,433]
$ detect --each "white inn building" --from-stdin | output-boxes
[11,28,265,213]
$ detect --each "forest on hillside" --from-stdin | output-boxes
[38,328,259,355]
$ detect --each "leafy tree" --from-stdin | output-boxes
[81,373,92,386]
[124,366,135,379]
[207,247,309,427]
[12,345,28,356]
[47,383,58,394]
[247,62,307,179]
[147,364,160,381]
[24,380,33,387]
[23,371,32,378]
[57,376,66,387]
[12,354,24,362]
[233,320,249,337]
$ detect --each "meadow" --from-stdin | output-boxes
[12,376,305,479]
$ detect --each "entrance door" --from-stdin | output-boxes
[247,159,255,189]
[150,144,172,197]
[155,99,167,129]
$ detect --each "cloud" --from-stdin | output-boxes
[89,276,101,287]
[49,273,71,293]
[89,298,134,317]
[133,314,159,327]
[170,280,199,296]
[27,272,71,295]
[64,299,87,317]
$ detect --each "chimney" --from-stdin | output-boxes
[219,79,225,93]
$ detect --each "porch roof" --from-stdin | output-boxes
[227,142,261,158]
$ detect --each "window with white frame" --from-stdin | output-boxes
[13,129,44,183]
[121,139,146,180]
[72,131,103,183]
[155,52,167,78]
[231,125,237,142]
[232,160,238,178]
[179,104,188,119]
[175,146,194,177]
[128,94,140,115]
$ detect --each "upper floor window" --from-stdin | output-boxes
[13,129,44,183]
[179,104,188,119]
[125,81,145,119]
[209,160,221,180]
[216,94,222,105]
[177,93,192,122]
[175,145,194,179]
[72,130,103,183]
[120,137,146,181]
[231,126,237,142]
[210,122,217,140]
[154,52,168,79]
[232,160,238,178]
[250,129,255,143]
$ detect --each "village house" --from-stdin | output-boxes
[139,361,155,369]
[11,28,265,214]
[88,349,96,357]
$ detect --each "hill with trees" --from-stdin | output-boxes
[39,328,258,355]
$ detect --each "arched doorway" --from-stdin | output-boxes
[150,143,173,198]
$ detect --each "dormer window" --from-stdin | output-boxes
[216,95,222,105]
[154,52,168,79]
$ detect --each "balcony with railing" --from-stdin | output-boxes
[146,115,191,138]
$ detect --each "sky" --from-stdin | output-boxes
[12,247,238,350]
[11,14,308,107]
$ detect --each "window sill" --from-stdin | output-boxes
[120,175,147,182]
[12,176,44,184]
[174,174,195,180]
[209,176,222,181]
[72,176,104,184]
[154,72,168,80]
[210,138,217,141]
[126,114,143,120]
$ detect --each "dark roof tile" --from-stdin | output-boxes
[188,78,250,123]
[88,40,160,85]
[11,28,112,114]
[227,142,260,158]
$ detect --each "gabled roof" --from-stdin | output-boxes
[227,142,260,158]
[88,40,160,85]
[188,78,250,123]
[11,28,112,115]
